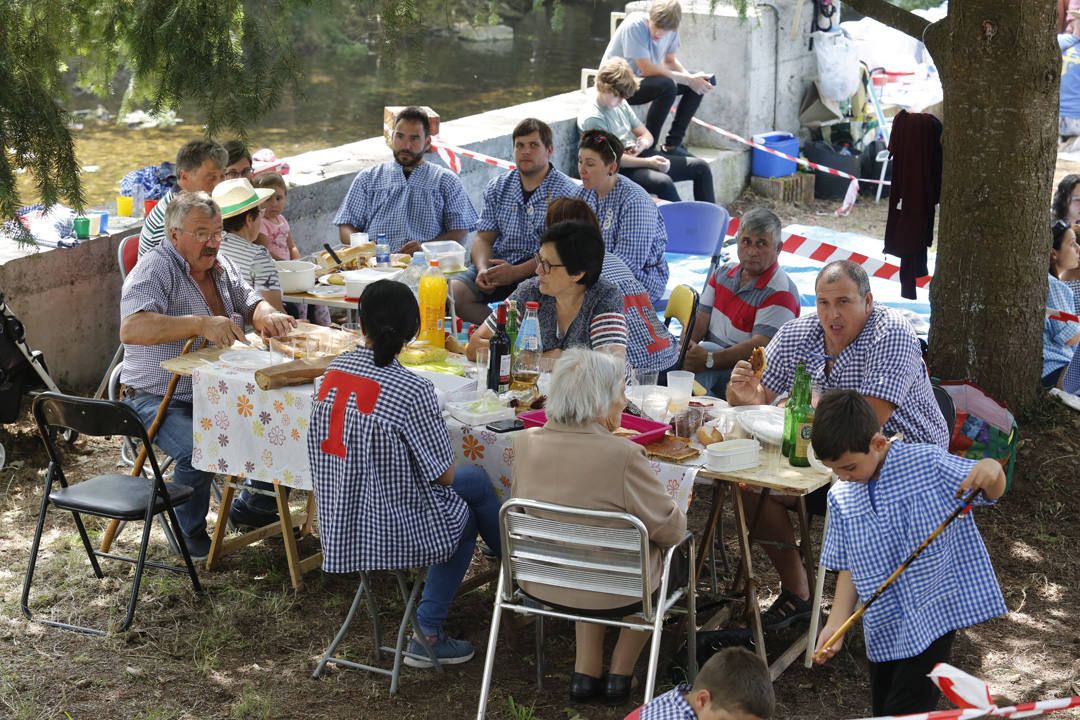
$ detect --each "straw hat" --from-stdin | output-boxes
[211,178,274,219]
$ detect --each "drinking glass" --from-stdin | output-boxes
[666,370,695,412]
[474,347,490,382]
[628,367,658,408]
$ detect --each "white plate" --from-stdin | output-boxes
[218,350,274,369]
[689,396,729,409]
[317,274,345,286]
[735,406,785,445]
[308,284,346,297]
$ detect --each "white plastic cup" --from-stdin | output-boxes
[667,370,695,406]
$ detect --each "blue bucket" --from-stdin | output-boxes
[752,132,799,178]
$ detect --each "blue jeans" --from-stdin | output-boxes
[415,465,502,636]
[124,391,213,538]
[235,480,285,515]
[694,341,734,397]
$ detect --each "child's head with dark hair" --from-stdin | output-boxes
[252,171,287,194]
[358,280,420,367]
[810,389,890,483]
[685,647,775,720]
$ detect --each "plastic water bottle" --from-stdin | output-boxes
[417,259,447,348]
[509,301,542,398]
[132,184,145,218]
[400,251,427,296]
[375,233,390,267]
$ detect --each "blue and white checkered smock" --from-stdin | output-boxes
[602,253,678,371]
[820,441,1006,662]
[761,305,950,447]
[1044,273,1079,379]
[476,166,579,264]
[579,176,668,305]
[332,161,478,252]
[626,685,697,720]
[120,241,263,402]
[307,347,469,573]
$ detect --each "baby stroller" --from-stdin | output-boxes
[0,291,66,465]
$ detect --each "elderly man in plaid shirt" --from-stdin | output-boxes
[121,191,296,560]
[334,106,477,254]
[452,118,579,324]
[725,259,950,631]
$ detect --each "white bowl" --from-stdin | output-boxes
[706,438,761,472]
[275,260,317,293]
[342,267,403,298]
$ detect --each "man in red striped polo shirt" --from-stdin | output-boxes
[684,207,800,395]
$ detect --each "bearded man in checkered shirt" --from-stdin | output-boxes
[724,259,949,632]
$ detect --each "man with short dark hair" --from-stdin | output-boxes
[725,259,949,629]
[600,0,714,156]
[451,118,578,323]
[685,208,798,396]
[334,106,477,255]
[138,139,228,258]
[121,191,296,558]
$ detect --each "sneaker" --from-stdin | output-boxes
[661,144,694,158]
[478,539,498,558]
[760,590,812,630]
[180,529,211,562]
[229,499,279,530]
[402,632,475,668]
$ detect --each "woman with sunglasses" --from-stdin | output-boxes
[1045,219,1080,388]
[466,220,627,362]
[577,129,669,306]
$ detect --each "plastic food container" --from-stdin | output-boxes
[519,410,669,445]
[275,260,317,293]
[447,391,515,425]
[342,267,403,300]
[705,438,761,472]
[421,241,467,273]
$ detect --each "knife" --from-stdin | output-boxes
[323,244,343,265]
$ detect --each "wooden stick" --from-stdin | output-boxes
[99,338,203,553]
[814,488,982,660]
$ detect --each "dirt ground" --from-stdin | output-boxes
[2,190,1079,720]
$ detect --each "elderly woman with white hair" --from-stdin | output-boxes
[510,348,686,706]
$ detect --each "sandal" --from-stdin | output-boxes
[760,590,812,629]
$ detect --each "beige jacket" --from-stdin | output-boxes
[510,420,687,610]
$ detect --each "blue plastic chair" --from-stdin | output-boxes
[658,201,731,310]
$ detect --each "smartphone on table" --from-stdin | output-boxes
[486,418,524,433]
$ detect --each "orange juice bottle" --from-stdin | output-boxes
[417,259,447,348]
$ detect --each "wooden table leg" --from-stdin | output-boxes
[733,487,766,666]
[206,479,237,571]
[694,482,727,584]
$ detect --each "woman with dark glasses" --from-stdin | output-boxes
[577,129,669,306]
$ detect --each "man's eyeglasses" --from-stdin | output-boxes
[534,252,566,274]
[180,229,223,245]
[224,167,252,180]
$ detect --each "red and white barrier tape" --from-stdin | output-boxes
[852,664,1080,720]
[725,216,932,289]
[429,137,516,173]
[684,114,891,217]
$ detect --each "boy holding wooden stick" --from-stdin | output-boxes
[810,389,1007,716]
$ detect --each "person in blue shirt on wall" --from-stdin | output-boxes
[1059,12,1080,138]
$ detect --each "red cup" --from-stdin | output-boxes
[144,199,158,216]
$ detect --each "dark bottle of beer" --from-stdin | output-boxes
[486,302,512,393]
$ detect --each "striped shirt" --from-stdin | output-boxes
[476,166,579,265]
[579,176,669,305]
[1045,273,1079,378]
[602,254,678,371]
[136,189,175,258]
[699,260,800,347]
[821,441,1006,662]
[332,160,478,252]
[120,241,263,402]
[484,277,628,353]
[219,232,281,294]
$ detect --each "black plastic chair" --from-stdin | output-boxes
[932,382,956,431]
[23,392,202,635]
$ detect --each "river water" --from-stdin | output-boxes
[30,2,623,210]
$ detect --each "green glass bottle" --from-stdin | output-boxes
[788,367,813,467]
[506,299,518,364]
[782,363,806,458]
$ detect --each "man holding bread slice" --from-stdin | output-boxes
[725,259,949,629]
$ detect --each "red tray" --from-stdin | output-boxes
[518,410,669,445]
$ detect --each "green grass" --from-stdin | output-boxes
[232,686,272,720]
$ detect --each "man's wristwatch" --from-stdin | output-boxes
[705,351,715,369]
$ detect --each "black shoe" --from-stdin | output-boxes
[569,672,603,703]
[229,499,279,530]
[180,529,211,562]
[603,673,634,705]
[661,144,694,158]
[761,590,812,630]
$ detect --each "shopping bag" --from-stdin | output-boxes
[939,381,1018,493]
[813,29,861,102]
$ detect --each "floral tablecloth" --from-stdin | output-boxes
[190,362,700,511]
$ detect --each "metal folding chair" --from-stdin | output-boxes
[476,499,696,718]
[311,569,443,693]
[23,392,202,635]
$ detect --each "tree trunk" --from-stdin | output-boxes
[845,0,1059,412]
